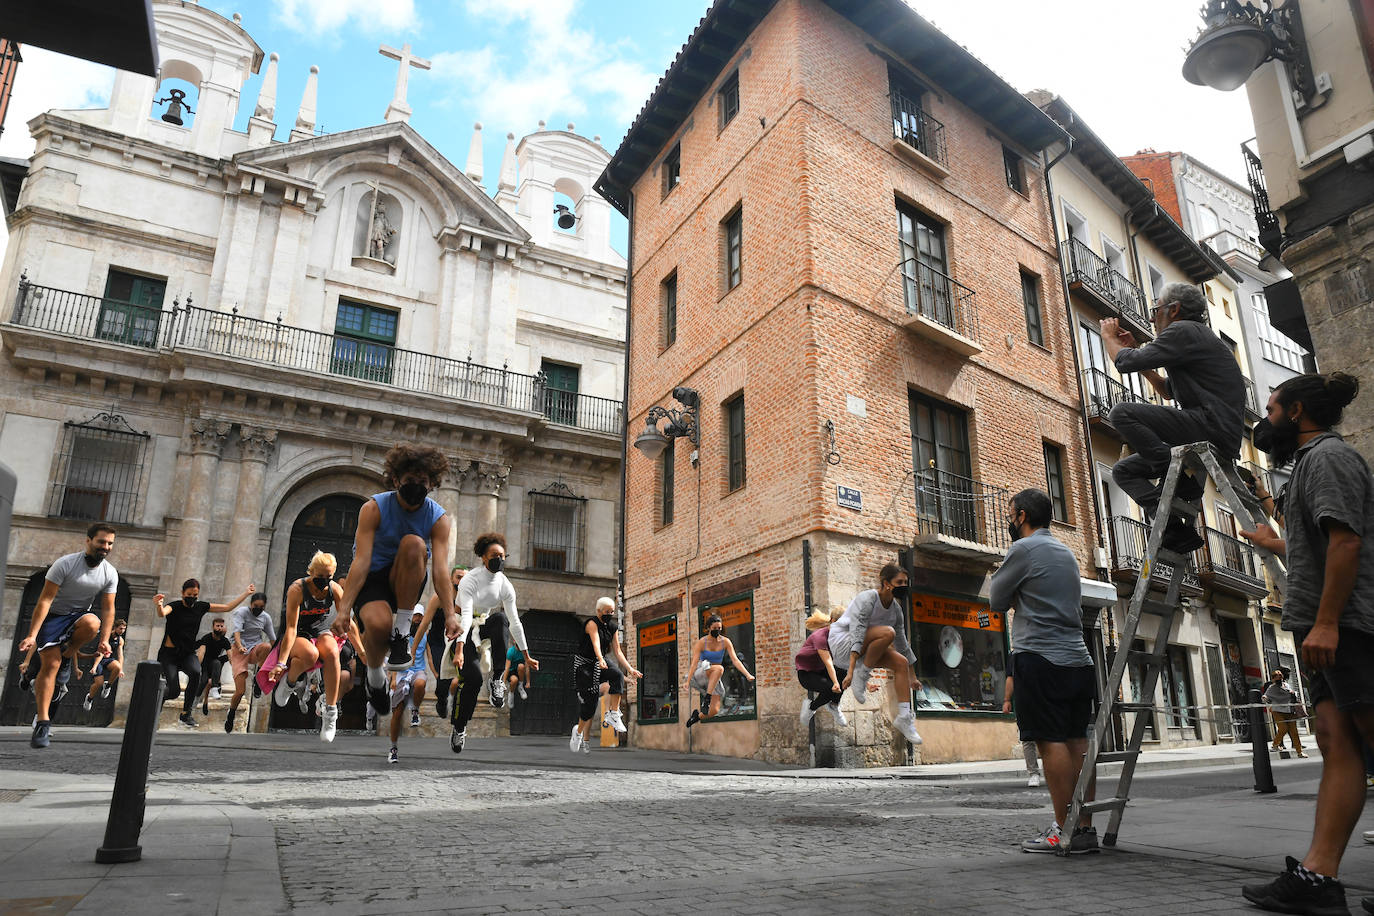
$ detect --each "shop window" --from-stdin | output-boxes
[910,593,1007,712]
[696,594,757,721]
[636,615,679,725]
[1162,644,1201,738]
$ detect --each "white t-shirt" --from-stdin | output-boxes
[45,551,118,617]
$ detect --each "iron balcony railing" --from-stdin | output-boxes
[1108,516,1202,592]
[891,91,948,166]
[1082,368,1147,423]
[1064,237,1151,331]
[1197,526,1265,586]
[900,258,979,342]
[4,276,623,435]
[914,467,1010,552]
[1243,140,1282,252]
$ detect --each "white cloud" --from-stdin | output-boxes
[276,0,418,35]
[0,47,113,160]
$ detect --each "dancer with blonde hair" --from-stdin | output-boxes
[795,608,848,727]
[265,551,346,742]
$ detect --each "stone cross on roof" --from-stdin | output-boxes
[380,42,431,124]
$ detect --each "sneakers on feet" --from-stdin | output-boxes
[828,702,848,727]
[848,662,872,704]
[273,674,295,708]
[800,697,817,725]
[1365,830,1374,844]
[55,656,73,686]
[100,683,112,699]
[388,745,399,764]
[209,687,222,700]
[489,678,506,708]
[517,683,528,701]
[450,727,466,754]
[1241,856,1349,915]
[505,688,515,711]
[297,684,312,715]
[252,678,262,699]
[83,694,93,712]
[570,725,583,753]
[1161,517,1205,554]
[386,630,412,671]
[1020,824,1063,854]
[686,709,702,729]
[893,711,922,745]
[409,707,420,728]
[202,697,210,716]
[320,704,338,743]
[581,733,591,754]
[366,682,391,717]
[605,709,627,734]
[1068,826,1100,855]
[179,711,197,729]
[30,720,51,749]
[1028,773,1041,788]
[225,709,236,733]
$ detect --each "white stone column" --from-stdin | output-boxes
[172,419,230,589]
[433,460,464,574]
[223,426,277,592]
[470,462,510,537]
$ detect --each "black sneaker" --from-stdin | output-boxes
[488,678,506,708]
[388,745,399,764]
[367,682,391,716]
[202,698,210,716]
[1241,856,1349,916]
[30,720,51,749]
[1068,825,1100,855]
[1175,473,1205,503]
[386,630,412,671]
[252,678,262,699]
[1161,517,1205,554]
[450,727,466,753]
[686,709,702,729]
[224,709,236,734]
[179,712,197,729]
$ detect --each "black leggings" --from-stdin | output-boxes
[450,614,509,731]
[202,656,226,695]
[797,668,846,712]
[158,647,201,713]
[574,659,624,721]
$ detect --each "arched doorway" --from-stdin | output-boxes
[270,493,365,732]
[1,568,133,726]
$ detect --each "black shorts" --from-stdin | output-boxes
[1297,627,1374,710]
[355,563,428,618]
[1011,651,1097,743]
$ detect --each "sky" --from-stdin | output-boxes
[0,0,1257,258]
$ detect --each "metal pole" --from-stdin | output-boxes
[1249,688,1277,794]
[95,660,165,863]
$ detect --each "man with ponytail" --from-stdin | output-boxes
[1239,372,1374,915]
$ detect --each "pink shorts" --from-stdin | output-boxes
[254,634,345,696]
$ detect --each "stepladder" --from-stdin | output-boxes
[1059,441,1287,855]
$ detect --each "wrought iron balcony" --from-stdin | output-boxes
[912,466,1008,563]
[1082,368,1148,434]
[1107,516,1203,596]
[1243,140,1282,256]
[1064,237,1152,336]
[898,258,980,354]
[891,91,948,171]
[1196,526,1268,598]
[4,276,623,435]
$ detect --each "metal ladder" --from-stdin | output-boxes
[1060,441,1287,854]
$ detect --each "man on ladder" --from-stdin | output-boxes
[1101,281,1247,553]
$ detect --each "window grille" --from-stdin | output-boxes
[525,482,586,574]
[48,411,149,525]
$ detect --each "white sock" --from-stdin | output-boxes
[898,702,911,716]
[366,665,386,689]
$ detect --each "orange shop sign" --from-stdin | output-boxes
[910,593,1003,632]
[639,618,677,648]
[702,597,752,629]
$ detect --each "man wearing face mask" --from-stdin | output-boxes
[1101,282,1247,554]
[337,444,455,723]
[1237,372,1374,916]
[19,523,120,749]
[194,617,232,715]
[990,489,1097,855]
[225,592,275,733]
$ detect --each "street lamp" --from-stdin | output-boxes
[631,387,700,459]
[1183,0,1313,96]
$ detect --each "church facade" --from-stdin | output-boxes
[0,1,627,734]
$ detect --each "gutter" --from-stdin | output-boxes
[616,189,636,629]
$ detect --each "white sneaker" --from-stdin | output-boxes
[1028,773,1041,788]
[569,725,583,753]
[209,688,222,700]
[517,683,528,700]
[273,674,295,707]
[849,662,871,704]
[505,688,515,710]
[83,695,93,712]
[320,705,338,743]
[892,711,922,745]
[581,734,591,754]
[489,678,506,708]
[800,697,817,725]
[100,683,112,699]
[605,709,627,734]
[828,702,847,727]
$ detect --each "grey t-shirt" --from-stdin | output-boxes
[829,589,917,667]
[229,604,276,650]
[1280,432,1374,638]
[1262,679,1299,714]
[990,529,1092,668]
[1113,319,1246,456]
[45,551,118,617]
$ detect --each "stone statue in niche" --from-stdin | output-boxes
[370,206,396,261]
[354,181,400,267]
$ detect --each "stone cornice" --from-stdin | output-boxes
[6,204,218,261]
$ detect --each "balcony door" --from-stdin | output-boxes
[332,299,397,384]
[1079,321,1112,413]
[541,360,580,426]
[909,391,975,540]
[98,269,165,348]
[897,203,951,327]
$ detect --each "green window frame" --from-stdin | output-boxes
[636,614,679,725]
[694,592,757,722]
[541,359,581,427]
[97,268,166,348]
[332,299,397,383]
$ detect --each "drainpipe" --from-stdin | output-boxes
[616,188,635,633]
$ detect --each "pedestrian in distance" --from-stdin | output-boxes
[19,523,119,748]
[82,618,127,714]
[1264,668,1309,758]
[265,551,346,742]
[795,608,848,728]
[1237,372,1374,916]
[570,597,641,753]
[225,592,275,733]
[828,563,922,745]
[501,643,531,709]
[685,612,755,729]
[387,607,431,763]
[991,488,1098,855]
[155,577,254,729]
[195,617,232,716]
[1101,281,1247,554]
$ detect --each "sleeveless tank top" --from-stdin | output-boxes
[701,639,726,666]
[576,616,618,663]
[365,491,445,573]
[294,578,334,639]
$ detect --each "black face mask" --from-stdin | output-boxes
[83,553,102,568]
[312,576,330,590]
[1255,414,1302,467]
[709,628,723,637]
[486,556,504,574]
[398,481,429,506]
[891,584,910,600]
[250,605,266,616]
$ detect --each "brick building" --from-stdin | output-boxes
[597,0,1111,766]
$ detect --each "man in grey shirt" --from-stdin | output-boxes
[991,489,1097,856]
[1102,281,1246,554]
[1239,372,1373,915]
[18,523,119,749]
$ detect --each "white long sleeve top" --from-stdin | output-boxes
[455,566,528,653]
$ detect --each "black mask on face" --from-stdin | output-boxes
[486,555,504,574]
[1007,515,1024,543]
[891,584,910,600]
[1255,413,1302,467]
[312,575,330,590]
[398,481,429,506]
[250,605,266,616]
[710,628,723,637]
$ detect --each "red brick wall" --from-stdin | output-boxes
[1122,151,1183,225]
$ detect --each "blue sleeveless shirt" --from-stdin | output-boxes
[365,491,445,572]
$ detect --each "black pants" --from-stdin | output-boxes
[450,614,509,731]
[157,647,201,713]
[797,668,846,711]
[574,658,624,721]
[1108,402,1231,515]
[202,655,226,695]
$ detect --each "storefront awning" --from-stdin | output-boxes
[1081,578,1118,608]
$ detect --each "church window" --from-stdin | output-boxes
[541,359,581,426]
[525,482,586,574]
[332,299,398,383]
[49,411,149,525]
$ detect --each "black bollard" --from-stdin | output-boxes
[1249,688,1277,794]
[95,660,165,863]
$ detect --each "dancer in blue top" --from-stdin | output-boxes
[684,612,754,728]
[337,444,456,718]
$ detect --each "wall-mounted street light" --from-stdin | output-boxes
[631,386,700,459]
[1183,0,1315,98]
